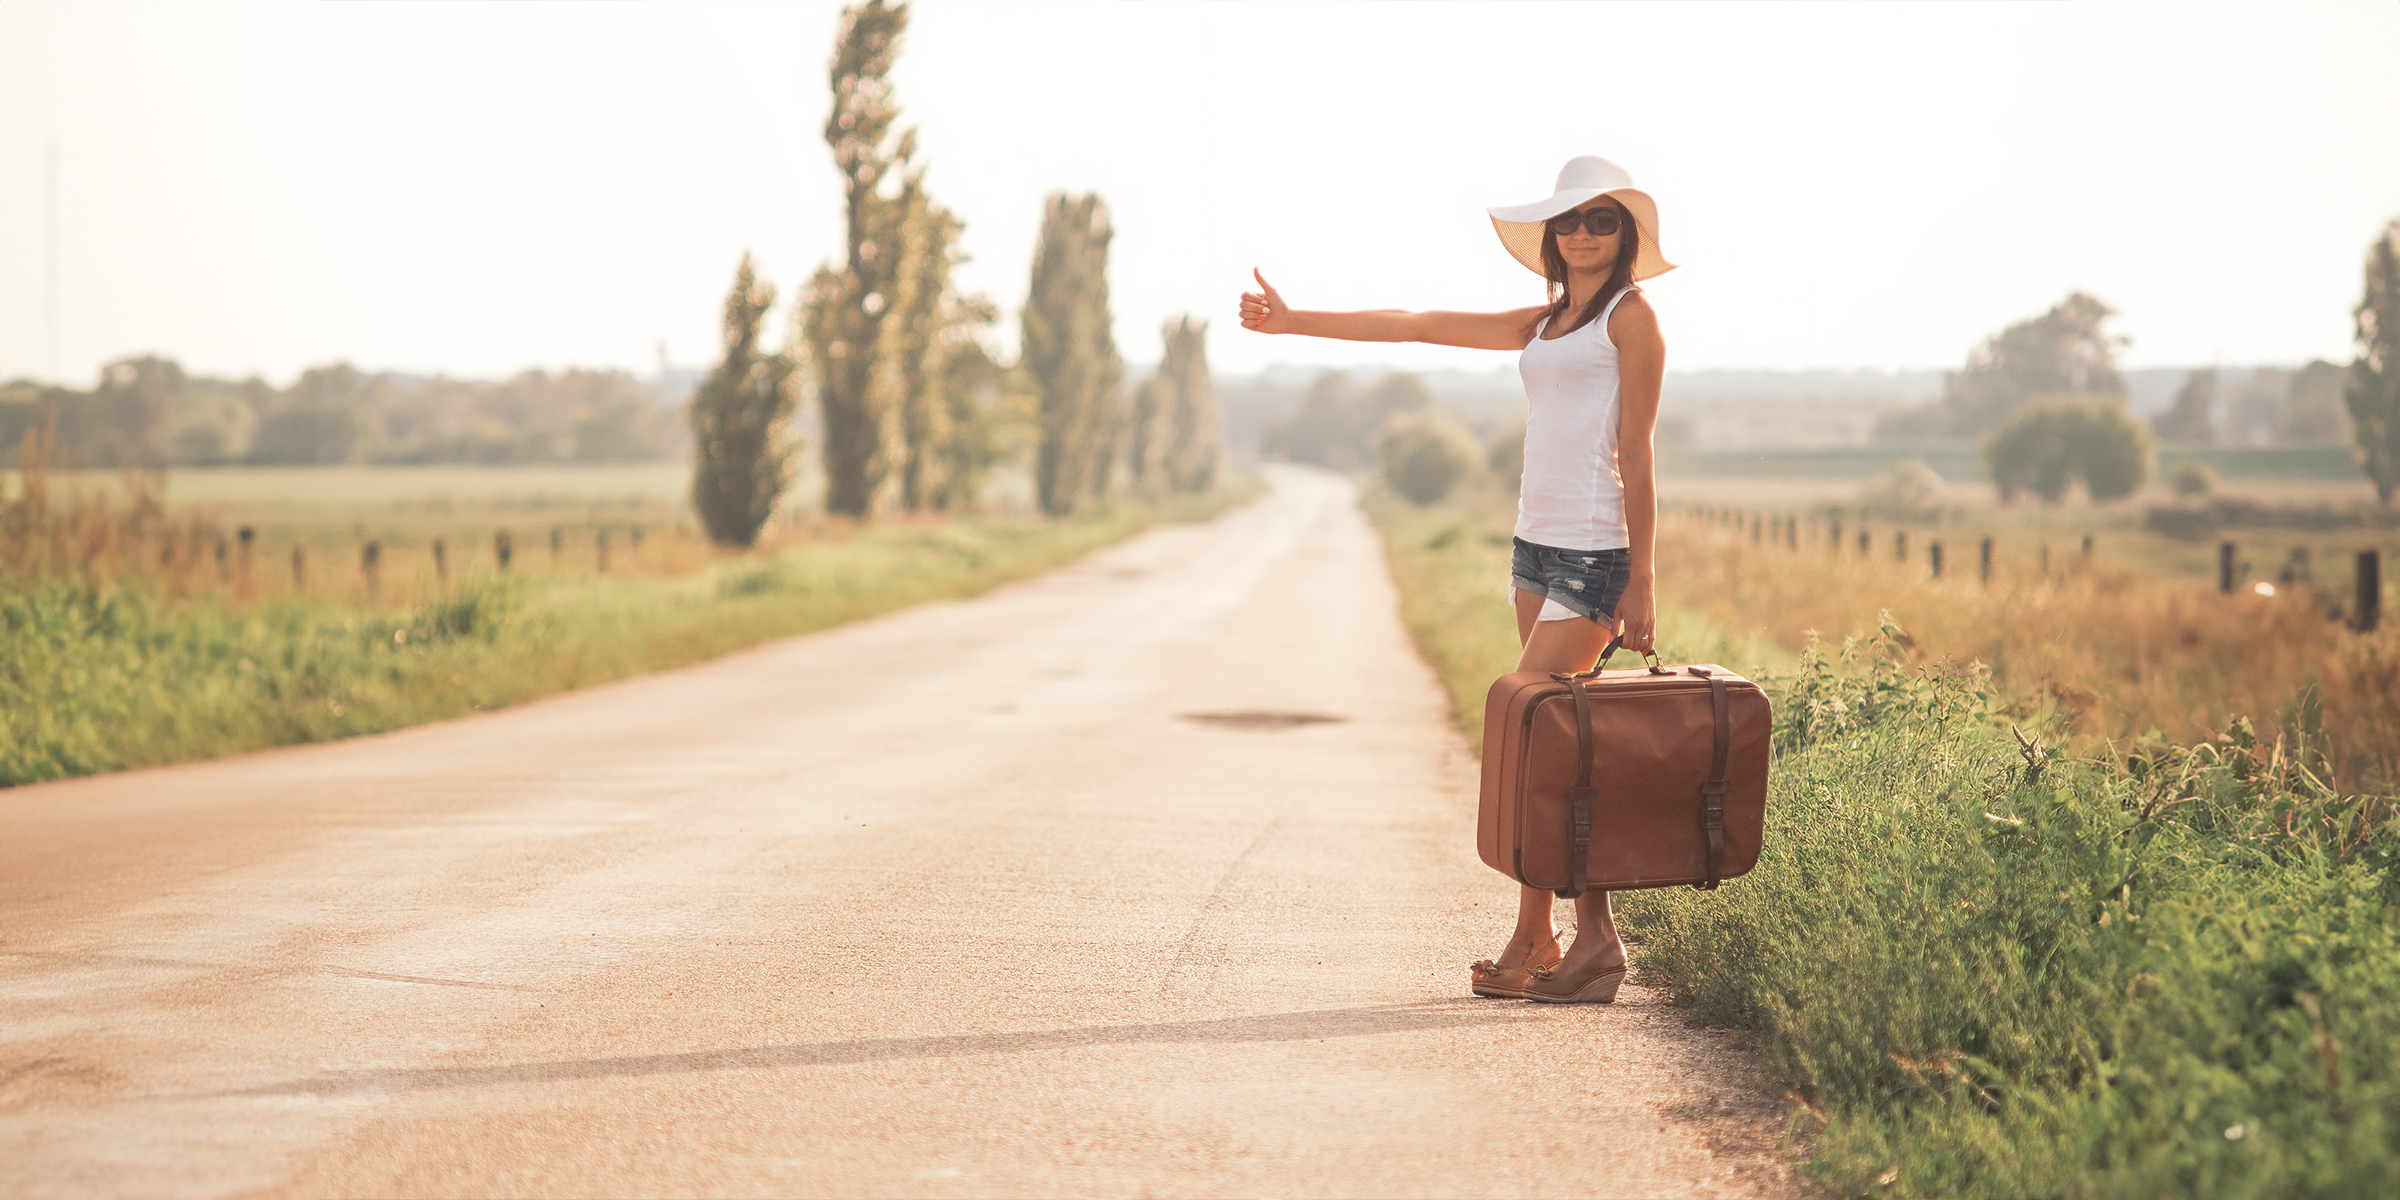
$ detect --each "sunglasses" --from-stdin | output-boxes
[1546,207,1624,238]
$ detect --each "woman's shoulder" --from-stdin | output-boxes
[1607,288,1659,342]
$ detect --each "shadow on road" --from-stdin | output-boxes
[226,1000,1546,1099]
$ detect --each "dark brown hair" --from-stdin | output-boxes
[1538,198,1639,337]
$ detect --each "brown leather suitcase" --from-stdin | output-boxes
[1478,650,1771,895]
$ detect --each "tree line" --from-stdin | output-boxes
[689,0,1217,547]
[1864,222,2400,506]
[0,358,684,470]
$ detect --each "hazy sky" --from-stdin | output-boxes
[2,0,2395,387]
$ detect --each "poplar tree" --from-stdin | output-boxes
[1144,316,1219,494]
[1024,193,1123,516]
[689,255,799,547]
[931,297,1005,510]
[1126,373,1169,495]
[2348,219,2400,505]
[804,0,910,517]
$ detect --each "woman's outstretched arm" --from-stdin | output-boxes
[1240,269,1545,352]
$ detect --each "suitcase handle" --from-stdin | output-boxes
[1556,636,1670,682]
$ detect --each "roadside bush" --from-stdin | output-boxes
[1378,412,1482,505]
[1621,627,2400,1198]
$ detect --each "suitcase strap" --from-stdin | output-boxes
[1557,675,1598,900]
[1695,671,1731,891]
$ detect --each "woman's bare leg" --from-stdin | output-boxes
[1488,588,1622,971]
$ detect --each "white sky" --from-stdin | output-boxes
[1,0,2395,387]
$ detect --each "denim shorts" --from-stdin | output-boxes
[1510,538,1631,623]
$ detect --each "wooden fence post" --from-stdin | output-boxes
[550,527,563,565]
[495,530,514,571]
[1930,541,1944,579]
[361,541,381,599]
[1830,517,1843,552]
[1895,530,1908,562]
[1979,536,1993,586]
[596,529,610,574]
[1787,513,1798,551]
[2219,542,2236,594]
[433,537,448,584]
[291,545,306,590]
[2359,550,2383,633]
[1857,528,1870,556]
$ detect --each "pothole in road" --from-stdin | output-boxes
[1178,711,1348,731]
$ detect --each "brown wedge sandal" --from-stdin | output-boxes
[1521,947,1628,1004]
[1469,932,1564,999]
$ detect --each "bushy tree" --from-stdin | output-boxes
[1486,422,1526,481]
[2150,368,2216,444]
[804,0,910,517]
[1379,411,1481,505]
[1982,395,2152,504]
[1128,316,1218,496]
[689,255,798,547]
[2347,219,2400,504]
[1024,192,1123,516]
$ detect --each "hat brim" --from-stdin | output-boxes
[1487,187,1676,282]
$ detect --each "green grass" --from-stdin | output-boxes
[1365,485,2400,1198]
[2,485,1254,787]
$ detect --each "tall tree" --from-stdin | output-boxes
[689,255,799,547]
[804,0,911,517]
[1939,292,2128,435]
[2348,219,2400,504]
[1024,192,1123,516]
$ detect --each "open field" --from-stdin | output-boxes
[2,463,1254,787]
[1660,440,2364,486]
[1364,479,2400,1197]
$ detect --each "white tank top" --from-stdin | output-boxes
[1514,288,1636,551]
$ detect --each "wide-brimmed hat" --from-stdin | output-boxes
[1488,155,1675,282]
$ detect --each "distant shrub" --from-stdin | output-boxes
[2168,460,2218,497]
[1378,413,1481,505]
[1485,423,1525,481]
[1856,459,1946,522]
[1983,395,2153,503]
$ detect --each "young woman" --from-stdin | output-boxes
[1239,155,1673,1004]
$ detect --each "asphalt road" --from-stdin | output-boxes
[1,468,1803,1198]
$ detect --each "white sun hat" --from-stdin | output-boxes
[1488,155,1676,282]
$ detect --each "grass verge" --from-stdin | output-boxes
[3,485,1255,786]
[1366,484,2400,1197]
